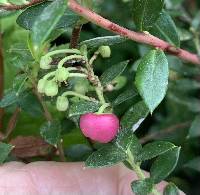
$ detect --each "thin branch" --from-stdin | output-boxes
[3,107,21,141]
[140,121,191,144]
[31,79,66,162]
[0,33,4,130]
[0,0,46,10]
[68,0,200,65]
[32,79,52,121]
[69,24,83,48]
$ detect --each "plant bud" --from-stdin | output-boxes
[99,45,111,58]
[56,96,69,111]
[40,56,52,70]
[37,79,47,93]
[55,67,70,82]
[44,80,58,97]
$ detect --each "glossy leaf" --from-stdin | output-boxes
[137,141,176,162]
[17,1,78,30]
[164,183,180,195]
[121,101,149,131]
[135,50,169,113]
[18,92,43,118]
[31,0,66,48]
[113,89,138,106]
[80,36,126,49]
[0,142,13,163]
[150,147,180,183]
[100,60,129,86]
[40,120,61,145]
[0,90,18,108]
[131,178,154,195]
[85,144,127,168]
[132,0,164,30]
[116,128,142,157]
[150,11,180,47]
[68,100,100,117]
[187,115,200,138]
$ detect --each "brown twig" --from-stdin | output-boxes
[69,24,83,48]
[140,121,191,144]
[3,107,21,141]
[32,83,52,121]
[0,0,46,10]
[68,0,200,65]
[0,33,4,131]
[31,79,66,161]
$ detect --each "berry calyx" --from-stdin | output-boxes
[55,67,70,82]
[37,79,47,93]
[99,45,111,58]
[40,56,52,69]
[44,80,58,97]
[79,113,120,143]
[56,96,69,111]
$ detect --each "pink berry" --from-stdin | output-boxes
[79,113,120,143]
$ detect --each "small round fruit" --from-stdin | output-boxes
[79,113,120,143]
[37,79,47,93]
[55,67,70,82]
[40,56,52,70]
[44,80,58,97]
[99,45,111,58]
[56,96,69,111]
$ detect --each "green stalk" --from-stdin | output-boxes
[127,149,161,195]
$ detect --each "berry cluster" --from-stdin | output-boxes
[37,45,120,143]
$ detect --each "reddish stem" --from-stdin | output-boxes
[68,0,200,65]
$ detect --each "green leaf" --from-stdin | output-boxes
[18,92,43,118]
[80,36,126,49]
[12,74,28,93]
[40,120,61,145]
[135,50,169,113]
[150,147,180,183]
[150,11,180,47]
[68,100,100,117]
[137,141,176,162]
[31,0,66,48]
[113,89,138,106]
[17,1,78,30]
[187,115,200,138]
[184,157,200,172]
[85,144,127,168]
[0,142,13,163]
[132,0,164,31]
[100,60,129,86]
[0,90,18,108]
[121,101,149,131]
[116,129,142,156]
[131,178,154,195]
[164,183,180,195]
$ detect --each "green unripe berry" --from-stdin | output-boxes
[40,56,52,69]
[55,67,70,82]
[74,78,89,95]
[56,96,69,111]
[44,80,58,97]
[99,46,111,58]
[37,79,47,93]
